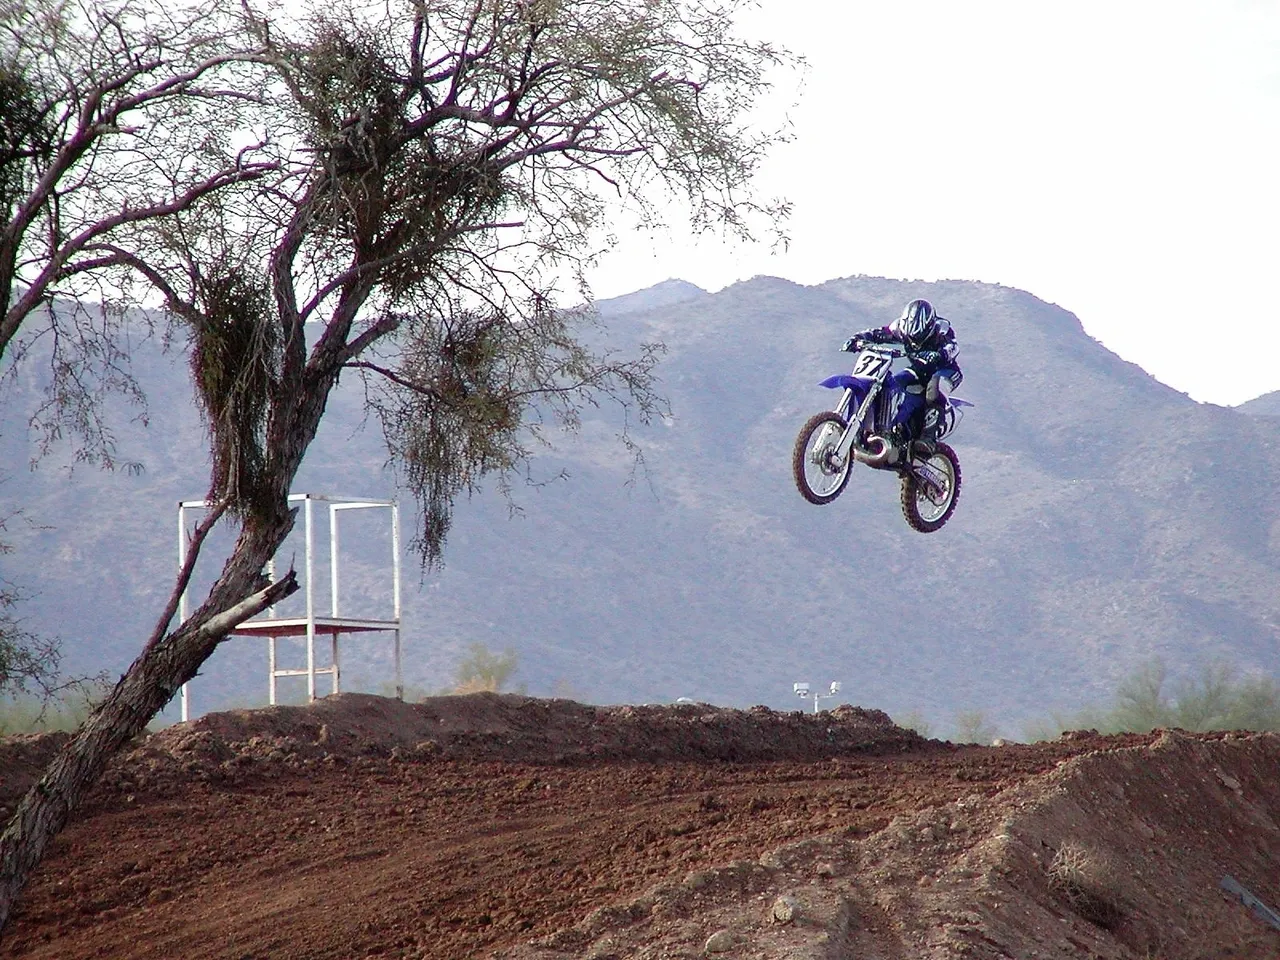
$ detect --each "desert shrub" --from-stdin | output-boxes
[895,709,934,739]
[0,681,109,736]
[1029,659,1280,739]
[452,642,519,694]
[0,505,59,698]
[952,709,998,745]
[1047,841,1125,930]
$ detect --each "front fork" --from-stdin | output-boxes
[832,383,881,464]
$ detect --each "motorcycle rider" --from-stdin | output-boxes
[842,298,963,449]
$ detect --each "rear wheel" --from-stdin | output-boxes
[793,412,853,505]
[901,442,961,532]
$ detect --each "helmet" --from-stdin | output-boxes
[896,299,936,344]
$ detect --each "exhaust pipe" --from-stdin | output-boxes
[852,434,897,467]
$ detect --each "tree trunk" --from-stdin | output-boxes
[0,555,298,936]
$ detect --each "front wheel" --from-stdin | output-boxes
[901,442,961,532]
[793,412,853,505]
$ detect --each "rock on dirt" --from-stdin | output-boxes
[3,693,1279,960]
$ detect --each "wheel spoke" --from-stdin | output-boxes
[900,442,962,532]
[915,456,952,520]
[793,413,852,504]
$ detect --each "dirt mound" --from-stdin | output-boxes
[156,691,923,762]
[497,730,1280,960]
[0,732,70,815]
[0,693,921,819]
[4,695,1278,960]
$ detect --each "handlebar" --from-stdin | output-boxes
[853,342,905,358]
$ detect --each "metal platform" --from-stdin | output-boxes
[229,617,400,637]
[177,493,402,720]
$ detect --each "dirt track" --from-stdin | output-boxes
[2,694,1278,959]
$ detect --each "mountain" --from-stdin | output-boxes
[4,275,1280,736]
[1235,390,1280,417]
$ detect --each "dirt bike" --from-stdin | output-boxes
[792,341,973,532]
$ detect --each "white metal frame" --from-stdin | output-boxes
[177,493,402,721]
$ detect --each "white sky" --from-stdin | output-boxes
[584,1,1280,406]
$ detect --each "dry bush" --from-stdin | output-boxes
[1047,841,1125,930]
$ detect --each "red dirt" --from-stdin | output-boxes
[2,693,1278,959]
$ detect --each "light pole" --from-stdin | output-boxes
[793,681,842,714]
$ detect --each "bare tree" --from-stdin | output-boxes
[0,0,276,464]
[0,0,790,934]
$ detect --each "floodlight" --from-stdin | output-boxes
[792,679,843,714]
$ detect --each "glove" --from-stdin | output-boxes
[841,336,862,353]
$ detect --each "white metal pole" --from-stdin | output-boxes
[330,503,340,617]
[332,631,340,696]
[392,502,403,700]
[269,636,278,705]
[391,502,402,622]
[393,626,402,701]
[178,502,190,722]
[305,495,316,702]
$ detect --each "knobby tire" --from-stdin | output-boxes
[900,441,961,532]
[793,412,852,505]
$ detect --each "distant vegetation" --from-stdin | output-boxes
[451,643,521,695]
[0,682,110,736]
[0,504,59,699]
[896,659,1280,745]
[1026,659,1280,740]
[952,709,999,745]
[894,710,933,739]
[897,708,996,744]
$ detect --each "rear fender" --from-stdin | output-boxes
[933,395,973,441]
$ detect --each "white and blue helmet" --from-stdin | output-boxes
[894,298,937,344]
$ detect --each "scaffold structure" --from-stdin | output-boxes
[177,493,402,721]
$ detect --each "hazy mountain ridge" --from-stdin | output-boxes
[3,275,1279,734]
[1236,389,1280,417]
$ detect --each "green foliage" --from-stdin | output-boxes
[0,56,50,222]
[0,506,58,697]
[0,615,56,699]
[1110,659,1173,731]
[452,642,519,694]
[1029,658,1280,738]
[1,0,278,468]
[952,709,998,745]
[188,272,280,517]
[227,0,789,564]
[375,305,667,562]
[0,682,110,736]
[895,709,933,739]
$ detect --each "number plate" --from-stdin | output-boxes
[852,351,891,379]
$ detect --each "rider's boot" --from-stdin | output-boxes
[909,400,940,457]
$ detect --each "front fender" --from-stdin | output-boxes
[819,374,861,390]
[819,374,873,420]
